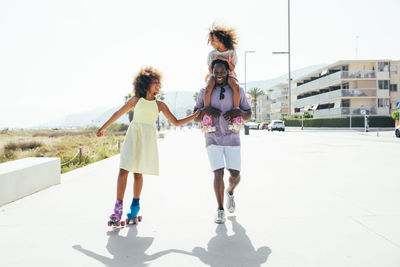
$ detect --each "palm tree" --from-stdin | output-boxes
[156,91,165,131]
[124,93,134,122]
[247,87,265,121]
[193,92,199,102]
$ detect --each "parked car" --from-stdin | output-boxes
[246,121,260,130]
[259,122,269,130]
[395,125,400,138]
[268,120,285,131]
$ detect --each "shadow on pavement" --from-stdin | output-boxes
[73,225,173,267]
[173,216,272,266]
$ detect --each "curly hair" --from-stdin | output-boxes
[211,59,229,72]
[208,24,238,50]
[132,67,162,98]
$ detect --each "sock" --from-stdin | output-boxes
[131,198,140,207]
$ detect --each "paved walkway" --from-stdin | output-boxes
[1,128,400,266]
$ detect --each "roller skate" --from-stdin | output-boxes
[126,198,142,225]
[201,114,216,133]
[108,200,125,227]
[228,108,244,131]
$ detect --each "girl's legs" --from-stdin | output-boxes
[202,76,216,132]
[227,76,240,108]
[127,173,143,219]
[204,75,216,107]
[116,168,129,200]
[110,168,129,221]
[227,77,243,130]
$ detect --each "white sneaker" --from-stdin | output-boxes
[225,189,235,213]
[214,209,226,224]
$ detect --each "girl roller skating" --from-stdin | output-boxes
[202,24,243,133]
[97,67,200,227]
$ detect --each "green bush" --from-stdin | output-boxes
[392,110,399,121]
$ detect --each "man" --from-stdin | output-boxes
[194,59,252,224]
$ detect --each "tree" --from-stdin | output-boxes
[392,110,399,121]
[247,87,265,121]
[193,92,199,102]
[124,93,134,122]
[156,91,165,131]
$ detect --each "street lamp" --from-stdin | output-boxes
[244,50,256,94]
[272,0,292,116]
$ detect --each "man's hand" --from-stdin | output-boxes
[203,106,222,118]
[223,109,242,122]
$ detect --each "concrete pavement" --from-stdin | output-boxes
[1,128,400,266]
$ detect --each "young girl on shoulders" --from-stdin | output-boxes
[202,24,243,132]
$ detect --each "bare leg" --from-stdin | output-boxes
[227,169,241,195]
[116,168,129,201]
[204,76,216,107]
[133,173,143,198]
[227,77,240,108]
[213,168,225,210]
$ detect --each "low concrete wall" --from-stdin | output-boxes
[0,157,60,206]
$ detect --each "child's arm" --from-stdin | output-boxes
[215,56,235,72]
[158,101,201,126]
[97,96,140,137]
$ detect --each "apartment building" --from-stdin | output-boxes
[269,83,289,120]
[253,94,271,121]
[291,60,400,118]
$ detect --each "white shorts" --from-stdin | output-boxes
[206,145,241,172]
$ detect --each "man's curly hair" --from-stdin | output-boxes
[208,24,238,50]
[132,67,162,98]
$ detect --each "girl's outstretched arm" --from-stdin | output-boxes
[97,96,140,137]
[158,101,200,126]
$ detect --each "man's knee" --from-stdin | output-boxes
[213,168,224,179]
[229,169,240,179]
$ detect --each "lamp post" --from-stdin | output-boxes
[272,0,292,116]
[244,50,256,94]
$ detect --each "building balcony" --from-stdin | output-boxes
[293,71,376,95]
[271,102,288,110]
[292,89,377,108]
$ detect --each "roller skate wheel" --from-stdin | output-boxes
[108,221,112,227]
[138,216,142,222]
[121,221,125,227]
[116,221,120,227]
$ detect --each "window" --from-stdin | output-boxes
[378,98,390,108]
[390,84,398,92]
[342,65,349,71]
[342,82,349,89]
[378,80,389,90]
[378,62,389,72]
[390,66,398,74]
[341,99,350,107]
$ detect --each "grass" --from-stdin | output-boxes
[0,127,126,173]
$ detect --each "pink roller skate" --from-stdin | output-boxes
[202,114,216,133]
[229,108,244,131]
[108,200,125,227]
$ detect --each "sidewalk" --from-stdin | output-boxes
[1,129,399,266]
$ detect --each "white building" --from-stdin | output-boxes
[291,60,400,118]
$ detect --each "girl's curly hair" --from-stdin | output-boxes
[132,67,162,98]
[208,24,238,50]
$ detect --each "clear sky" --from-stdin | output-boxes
[1,0,399,128]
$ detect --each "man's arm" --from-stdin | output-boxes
[194,107,222,122]
[223,108,252,122]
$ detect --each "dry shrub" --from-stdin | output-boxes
[4,141,43,151]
